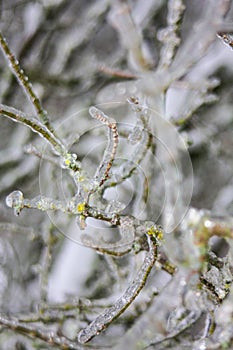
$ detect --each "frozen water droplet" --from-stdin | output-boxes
[6,190,24,216]
[61,153,80,170]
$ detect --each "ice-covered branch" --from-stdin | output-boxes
[217,31,233,50]
[0,32,50,128]
[89,106,119,187]
[108,1,152,71]
[0,314,81,350]
[0,104,67,157]
[157,0,185,69]
[78,232,158,343]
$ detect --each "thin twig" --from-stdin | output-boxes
[78,233,158,343]
[89,106,119,188]
[80,215,135,256]
[98,65,138,80]
[0,104,67,157]
[157,0,185,69]
[217,31,233,50]
[24,144,59,165]
[0,314,81,350]
[143,311,202,349]
[0,32,51,129]
[39,225,58,306]
[102,97,153,193]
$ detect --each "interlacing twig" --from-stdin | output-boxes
[0,314,82,350]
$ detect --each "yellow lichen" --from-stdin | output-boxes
[77,202,86,213]
[64,158,71,166]
[147,226,163,240]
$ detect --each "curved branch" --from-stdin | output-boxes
[78,233,158,343]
